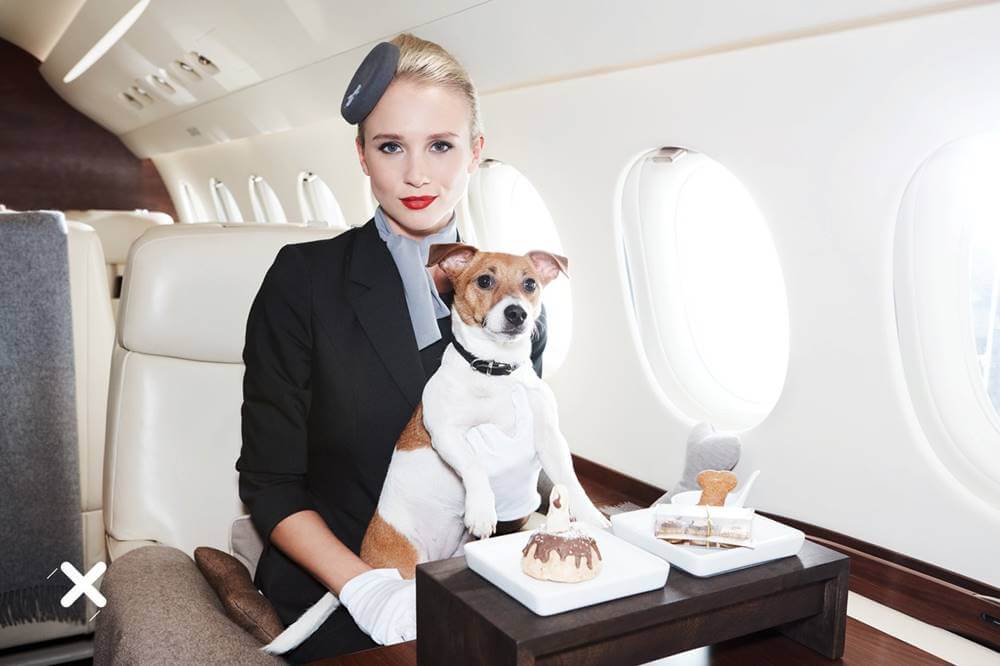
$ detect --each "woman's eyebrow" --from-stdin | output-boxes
[371,132,460,142]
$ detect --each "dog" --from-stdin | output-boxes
[263,243,610,654]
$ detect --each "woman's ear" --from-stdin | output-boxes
[468,134,485,174]
[428,243,478,279]
[355,137,370,176]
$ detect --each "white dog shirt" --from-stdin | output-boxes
[466,423,542,521]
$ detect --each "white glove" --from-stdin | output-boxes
[338,568,416,645]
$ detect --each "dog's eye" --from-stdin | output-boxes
[522,278,537,293]
[476,275,494,289]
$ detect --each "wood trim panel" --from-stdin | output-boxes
[0,39,177,217]
[571,454,1000,651]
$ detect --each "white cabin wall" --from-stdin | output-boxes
[143,2,1000,587]
[476,4,1000,585]
[153,118,370,224]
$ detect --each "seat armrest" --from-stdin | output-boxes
[93,545,283,664]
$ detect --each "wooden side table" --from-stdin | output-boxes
[415,540,848,665]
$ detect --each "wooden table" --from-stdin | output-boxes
[413,540,848,665]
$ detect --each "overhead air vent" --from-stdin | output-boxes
[119,92,143,111]
[172,59,202,82]
[191,52,220,75]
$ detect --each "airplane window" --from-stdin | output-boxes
[464,159,571,376]
[178,181,208,223]
[970,192,1000,417]
[297,172,348,229]
[895,131,1000,500]
[209,178,243,222]
[249,175,288,224]
[620,147,789,429]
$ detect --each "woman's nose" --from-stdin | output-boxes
[404,155,430,187]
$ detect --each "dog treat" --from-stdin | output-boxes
[696,470,739,506]
[521,485,603,582]
[653,504,755,548]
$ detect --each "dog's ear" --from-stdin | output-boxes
[428,243,478,279]
[527,251,569,285]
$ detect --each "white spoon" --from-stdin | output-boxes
[731,470,760,508]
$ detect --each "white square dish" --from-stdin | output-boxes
[463,524,670,616]
[611,507,805,577]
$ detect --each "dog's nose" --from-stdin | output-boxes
[504,305,527,326]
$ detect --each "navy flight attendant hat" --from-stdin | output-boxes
[341,42,400,125]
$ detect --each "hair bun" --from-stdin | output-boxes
[341,42,400,125]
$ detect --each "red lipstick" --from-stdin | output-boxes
[400,196,437,210]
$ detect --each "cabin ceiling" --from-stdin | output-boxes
[0,0,86,61]
[37,0,481,137]
[18,0,985,158]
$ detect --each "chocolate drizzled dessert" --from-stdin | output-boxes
[520,484,603,582]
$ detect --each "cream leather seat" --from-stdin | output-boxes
[0,221,115,657]
[63,209,173,318]
[94,223,340,663]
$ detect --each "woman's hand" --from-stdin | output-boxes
[338,568,416,645]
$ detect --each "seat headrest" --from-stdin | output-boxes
[64,209,174,263]
[466,160,563,255]
[118,223,341,363]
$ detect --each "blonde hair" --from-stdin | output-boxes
[357,33,483,148]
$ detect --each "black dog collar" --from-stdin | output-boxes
[451,339,519,376]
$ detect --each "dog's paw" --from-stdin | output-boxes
[463,487,497,539]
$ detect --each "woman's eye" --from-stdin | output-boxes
[431,141,453,153]
[476,275,494,289]
[522,278,537,293]
[378,142,402,154]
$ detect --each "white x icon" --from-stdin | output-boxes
[59,561,107,608]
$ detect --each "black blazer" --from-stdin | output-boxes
[237,218,546,622]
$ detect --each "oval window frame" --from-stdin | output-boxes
[894,131,1000,506]
[616,147,790,430]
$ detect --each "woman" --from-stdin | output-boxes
[237,33,547,662]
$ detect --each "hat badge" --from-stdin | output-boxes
[345,83,362,108]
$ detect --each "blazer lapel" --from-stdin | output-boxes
[346,219,425,408]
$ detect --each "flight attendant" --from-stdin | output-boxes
[237,33,548,662]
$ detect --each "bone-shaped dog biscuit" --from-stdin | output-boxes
[696,470,738,506]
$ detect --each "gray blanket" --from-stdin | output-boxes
[0,211,85,627]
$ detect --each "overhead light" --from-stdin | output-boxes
[130,84,153,104]
[63,0,151,83]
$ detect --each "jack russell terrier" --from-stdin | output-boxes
[263,243,610,654]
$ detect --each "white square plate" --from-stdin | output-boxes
[611,508,805,577]
[463,525,670,616]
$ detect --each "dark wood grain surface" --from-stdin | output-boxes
[320,616,947,666]
[412,539,847,664]
[0,39,176,217]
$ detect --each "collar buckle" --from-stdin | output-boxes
[457,342,517,377]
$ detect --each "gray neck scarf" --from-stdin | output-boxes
[374,206,458,350]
